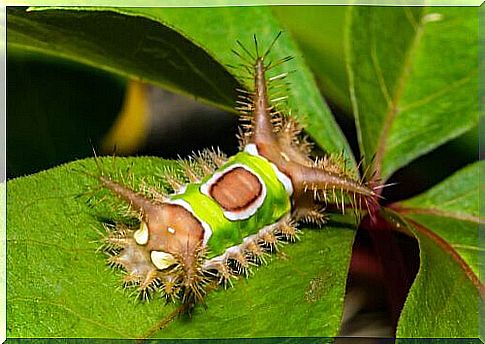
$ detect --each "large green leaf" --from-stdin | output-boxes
[8,6,352,161]
[7,158,356,338]
[7,7,238,113]
[395,217,480,338]
[346,7,478,181]
[389,161,483,337]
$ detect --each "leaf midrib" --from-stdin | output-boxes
[406,218,484,295]
[373,8,425,182]
[394,206,483,224]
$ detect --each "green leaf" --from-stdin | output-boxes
[398,161,482,274]
[8,6,353,161]
[7,7,238,112]
[7,158,356,338]
[395,218,480,338]
[346,7,478,181]
[389,161,483,337]
[401,161,480,217]
[272,6,351,114]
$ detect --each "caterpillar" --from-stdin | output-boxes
[94,34,378,312]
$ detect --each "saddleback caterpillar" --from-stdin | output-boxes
[93,33,378,312]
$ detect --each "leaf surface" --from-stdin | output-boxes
[8,6,352,161]
[7,158,356,338]
[390,161,483,337]
[272,6,350,114]
[346,7,478,180]
[7,7,238,112]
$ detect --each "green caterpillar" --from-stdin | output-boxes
[97,34,377,311]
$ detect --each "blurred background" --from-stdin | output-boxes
[7,6,478,339]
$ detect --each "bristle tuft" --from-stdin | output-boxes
[258,229,279,252]
[202,215,298,287]
[101,223,129,253]
[225,246,252,277]
[278,116,313,155]
[276,218,300,242]
[203,147,228,168]
[242,235,268,264]
[203,259,235,288]
[160,275,181,303]
[178,158,201,183]
[160,166,187,193]
[237,127,252,150]
[312,153,358,180]
[300,208,328,226]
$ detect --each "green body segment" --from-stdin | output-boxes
[170,151,291,257]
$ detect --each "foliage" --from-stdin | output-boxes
[6,6,481,339]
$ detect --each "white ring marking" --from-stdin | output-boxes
[200,163,267,221]
[244,143,259,156]
[244,144,293,195]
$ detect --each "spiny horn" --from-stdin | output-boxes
[253,58,277,145]
[99,176,158,221]
[295,165,376,199]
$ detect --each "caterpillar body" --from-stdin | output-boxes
[96,35,377,311]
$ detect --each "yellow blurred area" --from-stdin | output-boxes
[101,80,149,155]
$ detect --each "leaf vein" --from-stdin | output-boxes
[408,219,484,295]
[399,70,477,113]
[374,9,426,181]
[393,206,482,224]
[10,297,131,337]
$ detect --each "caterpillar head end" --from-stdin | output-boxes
[102,196,208,305]
[141,204,205,269]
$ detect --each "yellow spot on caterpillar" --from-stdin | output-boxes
[134,221,149,245]
[151,251,177,270]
